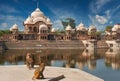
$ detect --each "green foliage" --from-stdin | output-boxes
[61,18,76,29]
[89,31,101,36]
[61,21,68,29]
[0,30,11,37]
[105,26,112,32]
[96,31,101,36]
[18,31,24,33]
[56,29,65,34]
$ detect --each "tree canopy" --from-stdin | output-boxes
[0,30,11,37]
[105,26,113,32]
[61,18,76,29]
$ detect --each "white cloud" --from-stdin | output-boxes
[105,10,110,19]
[53,20,63,30]
[47,4,76,19]
[110,5,120,16]
[89,0,111,13]
[89,0,120,30]
[95,15,108,24]
[0,5,19,13]
[0,15,25,30]
[88,15,108,30]
[109,21,113,24]
[103,4,120,24]
[0,23,8,28]
[47,6,77,29]
[89,15,107,25]
[105,5,120,18]
[88,15,96,25]
[96,0,111,9]
[88,4,120,30]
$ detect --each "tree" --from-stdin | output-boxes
[0,30,11,37]
[105,26,112,32]
[61,18,76,29]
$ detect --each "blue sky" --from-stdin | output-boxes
[0,0,120,31]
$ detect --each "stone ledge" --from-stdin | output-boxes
[0,65,104,81]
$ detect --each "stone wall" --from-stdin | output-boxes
[5,40,108,49]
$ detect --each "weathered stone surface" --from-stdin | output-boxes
[0,65,104,81]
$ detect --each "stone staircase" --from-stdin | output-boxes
[97,40,108,48]
[5,40,84,49]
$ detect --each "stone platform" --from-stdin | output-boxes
[0,65,104,81]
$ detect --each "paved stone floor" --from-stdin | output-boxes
[0,65,104,81]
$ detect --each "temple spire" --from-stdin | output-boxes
[37,0,39,8]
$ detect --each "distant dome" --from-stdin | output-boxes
[77,22,87,31]
[47,18,50,22]
[51,28,56,32]
[46,18,52,25]
[24,16,33,24]
[113,24,119,29]
[66,25,72,30]
[9,27,13,31]
[78,22,84,27]
[112,27,117,31]
[12,24,19,30]
[39,24,48,30]
[88,25,96,32]
[31,8,44,18]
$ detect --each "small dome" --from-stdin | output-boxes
[24,16,33,24]
[39,24,48,30]
[113,24,119,29]
[12,24,19,30]
[76,22,87,31]
[112,27,117,31]
[33,17,46,23]
[76,27,87,31]
[51,28,56,32]
[112,24,120,33]
[76,27,80,30]
[65,24,72,30]
[31,8,44,18]
[88,25,96,32]
[9,27,13,31]
[78,22,85,27]
[47,18,51,22]
[46,18,52,25]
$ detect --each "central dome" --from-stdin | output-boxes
[31,8,44,18]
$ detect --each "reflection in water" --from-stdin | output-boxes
[76,48,96,70]
[0,48,120,70]
[1,48,120,81]
[105,48,120,70]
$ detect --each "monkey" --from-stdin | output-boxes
[32,63,45,80]
[26,53,34,70]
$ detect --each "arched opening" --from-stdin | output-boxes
[33,27,37,33]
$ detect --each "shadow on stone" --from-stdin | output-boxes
[48,75,65,81]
